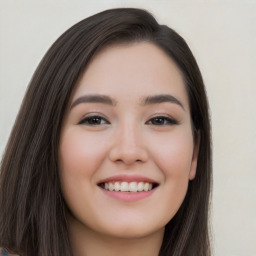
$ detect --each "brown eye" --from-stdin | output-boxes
[146,116,178,126]
[78,116,109,126]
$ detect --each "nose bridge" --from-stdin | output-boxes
[109,118,148,164]
[121,120,140,147]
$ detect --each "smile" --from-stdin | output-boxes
[99,181,157,192]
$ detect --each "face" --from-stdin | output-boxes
[59,42,199,239]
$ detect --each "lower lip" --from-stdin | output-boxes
[99,187,156,202]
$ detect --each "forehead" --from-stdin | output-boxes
[72,42,189,109]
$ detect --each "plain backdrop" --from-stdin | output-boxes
[0,1,255,255]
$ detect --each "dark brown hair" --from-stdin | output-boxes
[0,8,212,256]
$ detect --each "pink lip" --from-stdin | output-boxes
[99,187,156,202]
[97,174,158,184]
[97,174,159,202]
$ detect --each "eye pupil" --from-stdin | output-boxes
[89,117,101,124]
[147,116,177,126]
[152,118,164,125]
[79,116,108,126]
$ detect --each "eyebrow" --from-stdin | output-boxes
[70,95,117,109]
[142,94,185,110]
[70,93,185,110]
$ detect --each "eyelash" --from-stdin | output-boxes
[146,116,178,126]
[78,115,110,126]
[78,115,178,126]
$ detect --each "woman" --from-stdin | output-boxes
[0,8,212,256]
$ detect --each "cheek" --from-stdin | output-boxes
[58,129,110,211]
[59,129,107,177]
[148,129,194,217]
[58,129,110,222]
[150,129,194,177]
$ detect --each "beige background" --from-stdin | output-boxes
[0,1,255,255]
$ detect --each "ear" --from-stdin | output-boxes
[189,132,200,180]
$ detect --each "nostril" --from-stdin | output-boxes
[109,152,148,165]
[108,140,149,165]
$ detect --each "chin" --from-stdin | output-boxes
[96,218,165,240]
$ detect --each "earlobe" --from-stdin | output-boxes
[189,132,200,180]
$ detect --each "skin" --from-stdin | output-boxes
[59,42,199,256]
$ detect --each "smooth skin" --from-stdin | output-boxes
[59,42,199,256]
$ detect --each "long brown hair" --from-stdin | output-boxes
[0,8,212,255]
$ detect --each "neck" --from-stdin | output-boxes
[68,216,164,256]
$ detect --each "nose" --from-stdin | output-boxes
[108,124,148,165]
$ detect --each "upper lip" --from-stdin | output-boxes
[97,174,159,184]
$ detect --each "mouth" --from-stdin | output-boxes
[98,181,159,193]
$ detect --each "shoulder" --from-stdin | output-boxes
[0,248,19,256]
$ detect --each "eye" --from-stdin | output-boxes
[78,115,110,126]
[146,116,178,126]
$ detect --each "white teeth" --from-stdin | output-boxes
[129,182,137,192]
[137,182,144,192]
[114,182,120,191]
[102,181,154,192]
[120,182,129,192]
[109,183,114,191]
[143,182,149,191]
